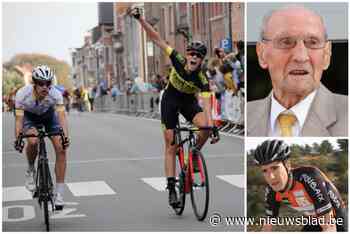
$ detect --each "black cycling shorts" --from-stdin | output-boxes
[161,89,202,130]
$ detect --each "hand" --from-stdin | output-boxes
[127,7,141,19]
[14,135,24,153]
[62,136,70,148]
[210,127,220,144]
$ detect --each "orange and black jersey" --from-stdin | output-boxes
[265,166,346,219]
[165,47,210,97]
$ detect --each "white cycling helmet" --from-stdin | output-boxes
[32,65,55,82]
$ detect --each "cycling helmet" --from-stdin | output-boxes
[32,65,55,82]
[254,140,290,165]
[186,41,207,58]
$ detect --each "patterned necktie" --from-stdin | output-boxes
[277,113,297,137]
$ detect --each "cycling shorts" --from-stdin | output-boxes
[161,89,202,130]
[23,107,61,133]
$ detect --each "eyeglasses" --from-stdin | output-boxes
[35,81,52,88]
[187,51,203,59]
[262,36,328,50]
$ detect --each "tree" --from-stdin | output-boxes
[2,69,24,96]
[303,144,311,154]
[337,139,348,153]
[312,142,320,153]
[319,140,333,155]
[3,53,73,91]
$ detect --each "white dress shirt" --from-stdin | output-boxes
[268,90,317,136]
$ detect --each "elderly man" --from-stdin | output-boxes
[247,5,348,137]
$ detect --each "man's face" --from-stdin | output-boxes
[261,161,289,192]
[34,80,51,98]
[186,50,203,71]
[256,8,331,98]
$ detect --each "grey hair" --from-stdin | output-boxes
[259,5,328,41]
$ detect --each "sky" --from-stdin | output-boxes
[246,138,343,151]
[3,2,98,64]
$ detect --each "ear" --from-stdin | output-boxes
[323,41,332,70]
[256,42,268,69]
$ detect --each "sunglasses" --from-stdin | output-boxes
[187,51,203,59]
[35,81,52,88]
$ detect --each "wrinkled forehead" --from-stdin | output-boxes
[264,7,326,38]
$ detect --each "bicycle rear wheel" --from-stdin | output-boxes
[190,151,209,221]
[39,161,50,231]
[173,153,186,215]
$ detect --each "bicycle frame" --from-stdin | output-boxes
[174,126,212,193]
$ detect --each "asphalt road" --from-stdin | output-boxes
[3,111,245,231]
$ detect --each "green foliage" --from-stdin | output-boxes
[3,53,73,92]
[319,140,333,155]
[2,69,24,96]
[337,139,348,153]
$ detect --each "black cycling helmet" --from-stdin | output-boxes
[186,41,207,58]
[254,140,290,165]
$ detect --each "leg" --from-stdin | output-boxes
[163,129,177,178]
[25,127,39,167]
[50,136,67,184]
[192,112,210,150]
[23,127,39,191]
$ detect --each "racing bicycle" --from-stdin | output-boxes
[15,125,66,231]
[171,121,219,221]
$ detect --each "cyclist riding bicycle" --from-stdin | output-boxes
[14,65,70,210]
[253,140,347,232]
[129,7,219,207]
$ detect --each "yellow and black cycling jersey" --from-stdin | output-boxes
[165,47,210,98]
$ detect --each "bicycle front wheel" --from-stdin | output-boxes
[39,161,50,231]
[190,151,209,221]
[173,154,186,215]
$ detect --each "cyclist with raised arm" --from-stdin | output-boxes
[253,140,347,232]
[14,65,70,210]
[129,7,219,207]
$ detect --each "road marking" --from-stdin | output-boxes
[3,186,33,202]
[86,112,244,138]
[216,175,245,188]
[3,153,237,168]
[141,177,166,192]
[66,181,116,197]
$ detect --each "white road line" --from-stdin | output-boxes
[86,112,244,139]
[216,175,245,188]
[3,153,238,168]
[66,181,116,197]
[3,186,33,202]
[141,177,167,192]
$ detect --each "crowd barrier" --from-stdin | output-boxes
[94,91,244,136]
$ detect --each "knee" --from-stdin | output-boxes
[55,144,67,160]
[27,138,39,147]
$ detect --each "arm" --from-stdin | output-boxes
[15,112,24,139]
[319,211,337,232]
[56,106,69,138]
[261,223,273,232]
[200,95,213,127]
[130,8,169,52]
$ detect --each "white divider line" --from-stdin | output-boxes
[216,175,245,188]
[3,186,33,202]
[141,177,166,192]
[3,153,238,168]
[66,181,116,197]
[87,112,244,139]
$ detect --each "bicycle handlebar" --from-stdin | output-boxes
[171,126,220,146]
[15,127,67,153]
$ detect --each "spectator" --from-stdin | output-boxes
[88,86,96,111]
